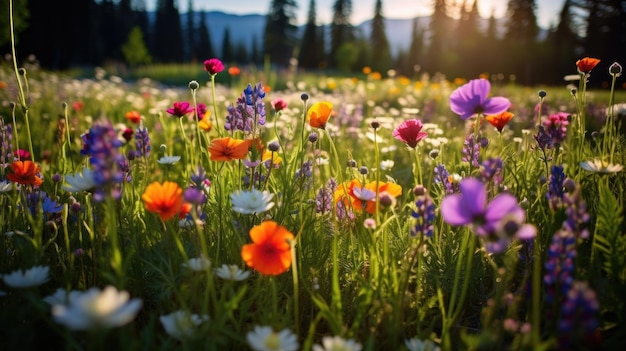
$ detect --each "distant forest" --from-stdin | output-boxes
[2,0,625,86]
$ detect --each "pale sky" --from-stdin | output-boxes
[147,0,565,29]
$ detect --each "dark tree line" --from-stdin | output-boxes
[2,0,625,86]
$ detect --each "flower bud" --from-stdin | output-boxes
[538,90,547,98]
[359,166,368,175]
[188,80,199,90]
[268,141,280,152]
[308,132,318,143]
[609,62,622,76]
[370,120,381,129]
[300,93,309,101]
[347,159,357,168]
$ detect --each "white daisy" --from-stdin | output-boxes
[313,336,362,351]
[157,155,181,165]
[181,256,211,272]
[246,325,299,351]
[379,159,395,171]
[159,310,209,340]
[52,285,142,330]
[2,265,50,288]
[62,167,96,192]
[230,188,275,215]
[214,264,251,281]
[404,337,440,351]
[580,159,623,174]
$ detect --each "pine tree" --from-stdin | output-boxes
[425,0,451,75]
[153,0,184,62]
[330,0,354,69]
[504,0,539,84]
[406,17,425,77]
[548,0,579,83]
[186,0,196,61]
[263,0,298,67]
[370,0,392,73]
[455,0,484,78]
[222,27,234,63]
[122,26,152,67]
[299,0,321,69]
[195,10,214,61]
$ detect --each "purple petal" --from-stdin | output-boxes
[482,97,512,116]
[458,178,486,213]
[516,224,537,240]
[441,195,473,226]
[484,194,523,224]
[450,79,491,119]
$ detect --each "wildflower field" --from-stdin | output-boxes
[1,54,626,351]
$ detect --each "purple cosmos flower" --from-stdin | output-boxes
[441,178,532,237]
[166,101,194,118]
[449,79,511,120]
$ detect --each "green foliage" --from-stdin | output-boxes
[121,26,152,67]
[0,0,29,47]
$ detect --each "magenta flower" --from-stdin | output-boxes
[449,79,511,120]
[167,102,194,118]
[392,119,428,149]
[196,103,208,120]
[203,58,224,75]
[271,98,288,112]
[441,178,535,247]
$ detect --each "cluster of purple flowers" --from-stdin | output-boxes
[462,132,488,168]
[548,165,566,210]
[80,118,126,202]
[558,281,600,348]
[479,157,503,186]
[134,125,151,158]
[433,164,454,194]
[534,112,570,151]
[562,185,590,239]
[411,186,436,237]
[316,178,337,214]
[544,230,577,304]
[225,82,266,133]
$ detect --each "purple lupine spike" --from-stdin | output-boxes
[411,186,436,237]
[80,118,125,202]
[134,125,151,158]
[548,165,566,210]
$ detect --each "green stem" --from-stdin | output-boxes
[210,74,222,136]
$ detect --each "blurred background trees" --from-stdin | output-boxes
[2,0,624,86]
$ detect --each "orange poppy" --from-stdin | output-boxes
[485,111,514,133]
[7,160,43,186]
[228,66,241,76]
[125,111,141,124]
[241,220,294,276]
[333,179,402,214]
[142,181,184,221]
[208,137,250,161]
[576,57,600,74]
[307,101,333,129]
[178,202,192,219]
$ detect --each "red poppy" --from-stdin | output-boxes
[576,57,600,74]
[241,220,294,276]
[7,160,43,186]
[228,66,241,76]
